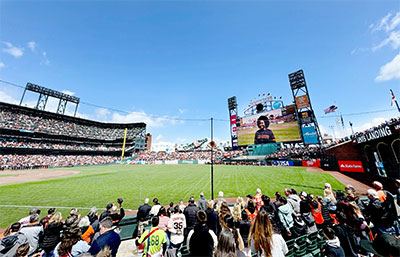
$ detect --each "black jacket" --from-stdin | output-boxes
[188,224,215,257]
[205,208,218,234]
[184,203,199,230]
[42,222,63,249]
[137,204,151,222]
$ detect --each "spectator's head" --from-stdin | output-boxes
[158,206,166,216]
[30,213,40,223]
[70,208,79,216]
[64,215,79,228]
[324,183,332,190]
[151,216,160,227]
[200,192,204,197]
[395,179,400,188]
[179,199,184,205]
[79,216,90,228]
[256,188,261,195]
[247,200,256,214]
[47,208,56,215]
[345,184,356,196]
[291,189,297,195]
[153,198,159,205]
[207,200,214,209]
[241,210,248,221]
[106,203,113,211]
[299,191,307,199]
[261,195,270,205]
[215,229,236,256]
[232,205,241,222]
[372,181,383,190]
[29,207,40,216]
[169,202,174,207]
[218,191,224,198]
[144,198,149,204]
[10,222,21,233]
[367,189,379,200]
[174,205,180,214]
[110,205,118,214]
[49,212,62,224]
[16,243,30,257]
[284,188,291,196]
[99,217,113,234]
[196,210,207,225]
[275,191,281,199]
[324,227,336,240]
[278,197,287,205]
[188,196,195,204]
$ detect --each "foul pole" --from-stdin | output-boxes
[120,128,128,163]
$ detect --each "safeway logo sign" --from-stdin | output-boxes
[338,161,364,172]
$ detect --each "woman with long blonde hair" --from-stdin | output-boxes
[248,210,287,257]
[43,212,64,257]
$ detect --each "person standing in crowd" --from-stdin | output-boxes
[157,207,170,232]
[277,197,295,240]
[238,211,252,257]
[150,198,162,217]
[310,196,325,229]
[54,224,89,257]
[184,197,199,239]
[39,208,56,227]
[364,189,396,235]
[284,188,300,214]
[372,181,387,202]
[167,202,174,217]
[19,214,43,256]
[135,216,167,257]
[249,210,288,257]
[110,198,125,226]
[213,229,238,257]
[168,205,186,249]
[18,208,40,228]
[344,184,365,212]
[198,192,207,211]
[100,204,113,221]
[186,210,217,257]
[89,217,121,257]
[323,227,345,257]
[299,191,317,234]
[324,183,336,203]
[253,189,264,211]
[137,198,151,237]
[179,199,186,213]
[42,212,64,257]
[205,200,218,235]
[0,223,28,257]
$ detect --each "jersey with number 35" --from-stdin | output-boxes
[168,213,186,245]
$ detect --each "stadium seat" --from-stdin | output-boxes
[306,231,320,256]
[293,235,312,257]
[316,229,327,250]
[285,238,295,257]
[118,215,138,241]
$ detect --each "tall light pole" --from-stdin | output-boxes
[210,118,214,200]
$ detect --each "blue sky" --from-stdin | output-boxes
[1,0,399,150]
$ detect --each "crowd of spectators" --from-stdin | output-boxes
[134,150,226,161]
[0,138,121,152]
[1,180,399,257]
[0,155,118,170]
[325,117,400,148]
[0,109,142,140]
[265,145,322,161]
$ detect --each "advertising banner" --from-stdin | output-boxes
[299,111,313,124]
[295,95,310,109]
[302,159,321,167]
[272,160,294,166]
[302,126,319,144]
[230,114,237,125]
[338,161,364,172]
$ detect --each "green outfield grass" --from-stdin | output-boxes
[0,164,343,227]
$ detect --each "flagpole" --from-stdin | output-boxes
[391,89,400,113]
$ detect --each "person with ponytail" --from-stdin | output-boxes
[248,210,288,257]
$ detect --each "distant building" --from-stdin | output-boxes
[146,133,152,152]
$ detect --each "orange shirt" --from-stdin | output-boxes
[81,225,94,244]
[311,202,324,224]
[377,190,386,202]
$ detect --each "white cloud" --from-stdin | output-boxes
[111,111,183,129]
[376,52,400,81]
[178,108,186,114]
[2,42,23,58]
[373,30,400,51]
[61,90,75,96]
[371,13,392,32]
[0,90,19,104]
[0,62,4,68]
[27,41,36,52]
[94,108,111,121]
[155,134,163,141]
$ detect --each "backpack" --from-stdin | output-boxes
[292,214,307,237]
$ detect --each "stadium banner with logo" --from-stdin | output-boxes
[165,160,179,165]
[338,161,364,172]
[302,159,321,167]
[302,126,319,144]
[178,160,199,164]
[299,110,313,124]
[355,125,393,144]
[273,160,294,166]
[295,95,310,109]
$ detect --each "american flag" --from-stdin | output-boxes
[324,105,338,114]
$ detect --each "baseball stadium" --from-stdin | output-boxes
[1,1,400,257]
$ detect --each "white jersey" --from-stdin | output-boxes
[167,213,186,245]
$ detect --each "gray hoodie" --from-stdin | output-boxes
[287,195,300,213]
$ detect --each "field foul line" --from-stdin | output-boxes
[0,204,133,211]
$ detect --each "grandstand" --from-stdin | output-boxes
[0,101,146,170]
